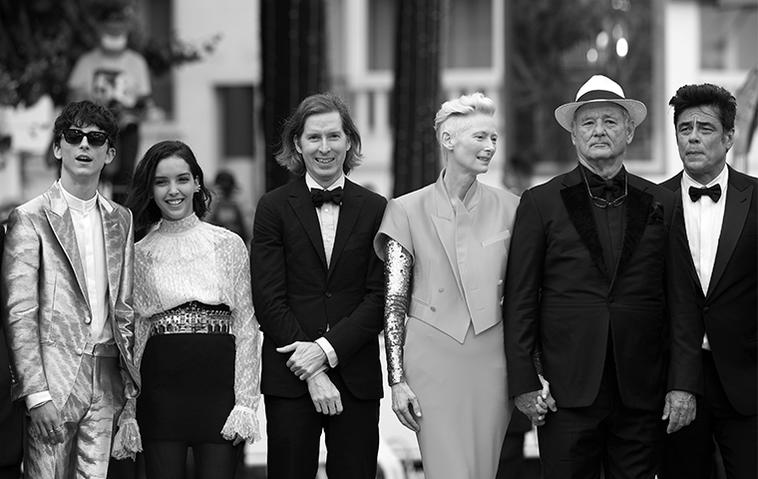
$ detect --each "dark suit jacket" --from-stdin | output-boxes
[662,166,757,415]
[504,165,681,412]
[251,177,386,400]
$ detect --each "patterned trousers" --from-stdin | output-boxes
[24,347,125,479]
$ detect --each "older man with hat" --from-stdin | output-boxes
[503,75,695,478]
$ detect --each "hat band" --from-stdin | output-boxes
[576,90,625,102]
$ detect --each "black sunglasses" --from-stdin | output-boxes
[62,129,109,147]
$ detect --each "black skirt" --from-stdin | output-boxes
[137,333,235,443]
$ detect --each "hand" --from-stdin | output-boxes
[232,434,244,446]
[537,374,558,413]
[306,371,343,416]
[277,341,328,380]
[662,390,696,434]
[391,381,422,432]
[29,401,65,444]
[514,387,557,427]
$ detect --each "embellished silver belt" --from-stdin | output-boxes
[149,301,232,335]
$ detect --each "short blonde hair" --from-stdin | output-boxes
[433,92,496,143]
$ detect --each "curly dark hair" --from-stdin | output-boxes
[275,92,363,176]
[126,140,211,241]
[53,100,118,148]
[669,83,737,131]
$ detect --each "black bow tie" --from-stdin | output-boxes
[586,170,625,201]
[688,184,721,203]
[311,187,343,207]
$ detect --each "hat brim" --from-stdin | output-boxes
[554,99,647,132]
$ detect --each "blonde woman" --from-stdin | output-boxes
[374,93,519,478]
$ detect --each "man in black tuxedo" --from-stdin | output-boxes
[504,75,695,479]
[0,225,24,479]
[661,83,757,479]
[251,93,386,479]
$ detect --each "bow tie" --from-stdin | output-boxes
[311,187,343,207]
[586,171,625,201]
[688,184,721,203]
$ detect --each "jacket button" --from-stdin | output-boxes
[84,317,91,324]
[75,347,83,355]
[438,288,444,293]
[317,328,325,335]
[430,306,436,312]
[325,291,332,298]
[703,306,710,312]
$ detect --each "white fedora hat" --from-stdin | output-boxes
[554,75,647,131]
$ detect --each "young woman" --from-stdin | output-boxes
[112,140,260,478]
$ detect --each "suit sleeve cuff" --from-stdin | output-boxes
[315,337,339,368]
[26,391,53,410]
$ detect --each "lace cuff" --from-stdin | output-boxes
[383,239,412,386]
[111,419,142,461]
[220,400,261,444]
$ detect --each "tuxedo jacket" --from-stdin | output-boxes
[1,182,138,410]
[504,165,680,412]
[251,177,386,400]
[662,166,757,415]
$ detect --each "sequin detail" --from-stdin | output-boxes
[149,301,232,335]
[383,239,413,386]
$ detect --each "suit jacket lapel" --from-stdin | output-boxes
[560,167,608,279]
[288,179,328,270]
[708,167,753,297]
[328,179,364,279]
[99,197,124,312]
[613,178,653,289]
[44,184,90,310]
[430,175,465,295]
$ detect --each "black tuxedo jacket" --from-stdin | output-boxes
[662,166,757,415]
[505,165,681,412]
[251,177,386,400]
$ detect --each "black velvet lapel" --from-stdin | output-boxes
[614,183,653,286]
[328,179,364,279]
[561,179,608,278]
[288,179,328,270]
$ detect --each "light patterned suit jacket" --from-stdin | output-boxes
[1,182,138,410]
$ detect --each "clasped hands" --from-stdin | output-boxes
[278,341,342,416]
[662,390,696,434]
[514,375,558,426]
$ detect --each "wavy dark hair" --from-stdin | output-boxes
[275,92,363,176]
[669,83,737,131]
[126,140,211,241]
[53,100,118,148]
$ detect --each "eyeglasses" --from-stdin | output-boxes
[580,168,628,209]
[62,129,109,147]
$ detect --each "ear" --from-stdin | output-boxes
[625,121,636,145]
[103,146,116,165]
[441,130,455,151]
[346,138,351,151]
[723,128,735,151]
[294,136,302,154]
[53,143,62,160]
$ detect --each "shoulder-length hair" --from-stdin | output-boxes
[275,93,363,176]
[126,140,211,241]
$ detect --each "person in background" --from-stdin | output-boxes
[2,100,138,478]
[111,140,261,479]
[504,75,690,479]
[251,93,386,479]
[661,83,757,479]
[207,170,249,245]
[374,92,520,478]
[68,3,151,204]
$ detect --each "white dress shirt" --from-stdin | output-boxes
[304,173,343,368]
[681,165,728,350]
[26,183,112,409]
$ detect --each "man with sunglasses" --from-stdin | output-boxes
[1,100,138,477]
[504,75,689,479]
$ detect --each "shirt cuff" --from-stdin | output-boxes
[26,391,53,410]
[315,337,339,368]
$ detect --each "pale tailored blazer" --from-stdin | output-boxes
[1,182,139,409]
[374,172,520,342]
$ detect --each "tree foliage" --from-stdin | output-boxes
[0,0,218,107]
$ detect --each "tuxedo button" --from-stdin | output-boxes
[438,288,444,293]
[84,317,91,324]
[703,306,710,312]
[317,328,325,335]
[325,291,333,298]
[75,347,83,355]
[430,306,436,312]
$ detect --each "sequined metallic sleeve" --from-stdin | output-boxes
[383,238,413,386]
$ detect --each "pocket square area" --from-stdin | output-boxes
[482,230,511,247]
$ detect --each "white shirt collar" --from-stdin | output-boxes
[59,180,99,213]
[682,164,729,190]
[305,172,345,191]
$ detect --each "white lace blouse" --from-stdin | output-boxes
[130,214,261,443]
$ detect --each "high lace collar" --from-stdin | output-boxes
[157,213,200,234]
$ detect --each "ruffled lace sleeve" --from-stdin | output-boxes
[220,236,262,443]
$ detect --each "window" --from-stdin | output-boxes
[217,86,255,159]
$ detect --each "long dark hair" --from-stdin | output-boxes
[126,140,211,241]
